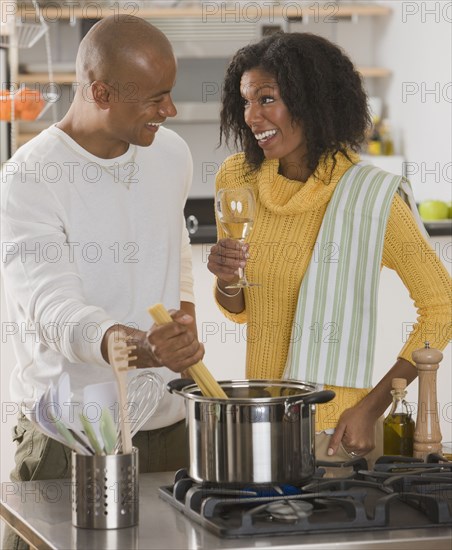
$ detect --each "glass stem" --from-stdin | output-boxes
[237,266,247,285]
[237,239,247,285]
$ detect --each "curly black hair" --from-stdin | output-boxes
[220,32,371,175]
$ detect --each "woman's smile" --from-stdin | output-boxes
[240,68,308,179]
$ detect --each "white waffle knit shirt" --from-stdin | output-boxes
[1,124,194,430]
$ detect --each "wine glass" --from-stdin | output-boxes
[216,187,260,288]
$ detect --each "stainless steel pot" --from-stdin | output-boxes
[168,379,335,485]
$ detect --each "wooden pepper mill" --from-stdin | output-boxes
[412,341,443,459]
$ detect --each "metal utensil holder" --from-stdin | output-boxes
[72,448,139,529]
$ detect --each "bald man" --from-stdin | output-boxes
[1,16,202,548]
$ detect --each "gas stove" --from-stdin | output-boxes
[159,455,452,538]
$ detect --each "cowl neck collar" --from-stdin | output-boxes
[257,152,358,215]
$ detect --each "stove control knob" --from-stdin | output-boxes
[186,215,199,235]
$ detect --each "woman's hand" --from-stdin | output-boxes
[327,403,379,457]
[326,358,418,457]
[207,238,248,284]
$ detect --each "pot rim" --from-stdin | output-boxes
[168,378,324,404]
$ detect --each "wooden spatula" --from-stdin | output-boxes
[107,333,137,454]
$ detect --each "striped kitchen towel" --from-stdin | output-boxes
[284,163,424,388]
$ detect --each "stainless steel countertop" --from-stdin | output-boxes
[1,472,451,550]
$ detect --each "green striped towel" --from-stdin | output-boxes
[284,163,427,388]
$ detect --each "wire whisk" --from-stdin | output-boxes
[115,371,165,453]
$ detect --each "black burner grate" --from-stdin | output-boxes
[159,456,452,538]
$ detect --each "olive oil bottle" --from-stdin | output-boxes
[383,378,415,456]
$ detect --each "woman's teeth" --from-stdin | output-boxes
[146,122,162,127]
[255,129,277,141]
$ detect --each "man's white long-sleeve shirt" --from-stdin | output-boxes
[1,125,194,429]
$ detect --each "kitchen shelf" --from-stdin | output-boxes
[359,67,392,78]
[17,3,392,21]
[18,72,75,84]
[17,66,391,88]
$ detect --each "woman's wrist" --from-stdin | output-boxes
[216,278,242,298]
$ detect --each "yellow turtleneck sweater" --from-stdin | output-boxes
[215,152,452,430]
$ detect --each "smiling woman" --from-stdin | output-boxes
[240,69,309,181]
[207,31,452,467]
[221,32,369,180]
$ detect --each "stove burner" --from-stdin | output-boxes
[265,501,314,523]
[159,456,452,538]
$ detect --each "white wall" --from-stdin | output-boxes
[375,0,452,202]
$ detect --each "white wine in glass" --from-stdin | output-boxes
[216,187,260,288]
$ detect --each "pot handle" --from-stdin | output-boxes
[167,378,193,395]
[301,390,336,406]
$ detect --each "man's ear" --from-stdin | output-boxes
[91,81,113,110]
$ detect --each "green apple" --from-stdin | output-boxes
[448,201,452,219]
[418,200,449,221]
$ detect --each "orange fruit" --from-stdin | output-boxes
[15,89,45,120]
[0,91,13,121]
